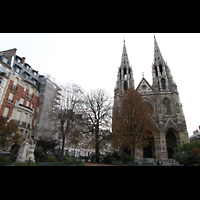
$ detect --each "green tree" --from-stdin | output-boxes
[173,141,200,165]
[0,116,21,152]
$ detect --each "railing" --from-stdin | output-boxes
[21,121,27,127]
[13,119,20,125]
[7,98,13,103]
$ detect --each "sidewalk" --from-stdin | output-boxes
[83,162,174,166]
[83,162,126,166]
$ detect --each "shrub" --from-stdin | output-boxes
[112,151,121,161]
[64,156,73,162]
[47,155,55,162]
[173,141,200,166]
[34,147,43,162]
[0,156,10,166]
[120,152,134,164]
[173,152,189,166]
[104,153,112,164]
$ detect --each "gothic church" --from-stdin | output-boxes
[114,36,189,162]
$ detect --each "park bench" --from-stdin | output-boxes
[171,163,184,166]
[127,161,139,166]
[53,162,65,166]
[112,160,123,165]
[64,161,75,166]
[76,161,85,166]
[38,163,52,166]
[142,162,154,166]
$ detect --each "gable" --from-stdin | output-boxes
[136,77,154,94]
[163,118,179,132]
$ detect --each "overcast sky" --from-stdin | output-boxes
[0,33,199,137]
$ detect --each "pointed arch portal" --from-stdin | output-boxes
[143,136,155,159]
[166,130,177,159]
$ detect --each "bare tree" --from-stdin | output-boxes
[49,83,84,158]
[81,89,113,162]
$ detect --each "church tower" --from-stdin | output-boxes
[113,36,189,163]
[152,35,178,94]
[134,35,189,162]
[114,39,134,97]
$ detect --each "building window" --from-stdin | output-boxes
[16,110,22,120]
[17,58,21,64]
[26,65,30,71]
[0,78,5,87]
[144,101,154,112]
[14,77,19,86]
[3,107,9,117]
[26,100,30,107]
[19,97,24,105]
[124,81,127,90]
[163,98,171,115]
[33,71,37,76]
[161,78,166,89]
[25,73,29,79]
[24,84,28,92]
[16,67,20,74]
[8,92,14,102]
[155,66,158,76]
[159,64,163,75]
[29,87,33,94]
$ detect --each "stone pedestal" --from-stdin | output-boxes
[16,138,36,163]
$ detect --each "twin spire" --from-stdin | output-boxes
[115,35,173,96]
[121,38,130,67]
[154,35,164,63]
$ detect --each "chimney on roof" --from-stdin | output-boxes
[22,57,26,64]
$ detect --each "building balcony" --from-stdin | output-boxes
[13,119,20,125]
[7,98,13,104]
[12,120,33,130]
[14,101,35,114]
[21,121,27,127]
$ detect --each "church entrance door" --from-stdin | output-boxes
[143,137,155,158]
[166,130,177,159]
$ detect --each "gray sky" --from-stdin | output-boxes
[0,33,198,137]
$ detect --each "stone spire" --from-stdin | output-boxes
[154,35,164,64]
[120,38,130,68]
[152,35,177,93]
[114,39,134,96]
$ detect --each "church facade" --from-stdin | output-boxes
[114,36,189,162]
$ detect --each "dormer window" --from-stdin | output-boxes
[17,57,21,64]
[26,65,30,71]
[33,71,37,76]
[25,73,29,79]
